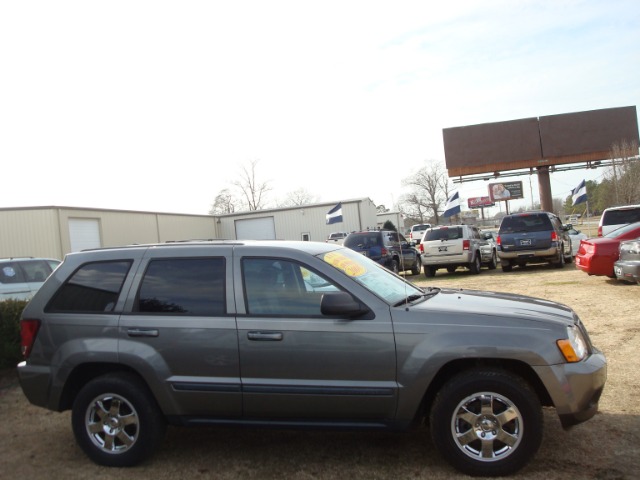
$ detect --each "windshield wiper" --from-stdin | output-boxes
[393,287,441,307]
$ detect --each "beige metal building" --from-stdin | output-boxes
[0,199,379,260]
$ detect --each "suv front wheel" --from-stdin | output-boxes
[430,369,543,477]
[71,373,166,467]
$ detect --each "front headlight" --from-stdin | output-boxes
[557,325,588,362]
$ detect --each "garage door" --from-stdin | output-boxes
[69,218,102,252]
[235,217,276,240]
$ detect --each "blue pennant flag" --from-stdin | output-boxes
[571,180,587,206]
[443,192,461,218]
[326,202,343,224]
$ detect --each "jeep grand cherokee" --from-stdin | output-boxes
[17,241,606,476]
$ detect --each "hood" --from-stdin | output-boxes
[410,287,576,328]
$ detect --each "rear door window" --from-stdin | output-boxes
[135,258,226,316]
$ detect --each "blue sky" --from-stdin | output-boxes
[1,1,638,215]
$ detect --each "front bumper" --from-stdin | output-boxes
[533,349,607,429]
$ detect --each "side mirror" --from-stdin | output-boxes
[321,292,369,317]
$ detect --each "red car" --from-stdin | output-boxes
[575,221,640,277]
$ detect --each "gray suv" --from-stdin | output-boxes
[17,241,606,476]
[497,212,573,272]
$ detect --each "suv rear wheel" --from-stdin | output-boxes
[71,373,166,467]
[430,369,543,477]
[411,257,422,276]
[553,246,565,268]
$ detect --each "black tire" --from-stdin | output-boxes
[424,265,436,278]
[553,246,565,269]
[469,254,481,274]
[72,373,166,467]
[411,256,422,276]
[389,258,399,274]
[488,251,498,270]
[446,266,457,273]
[430,369,543,477]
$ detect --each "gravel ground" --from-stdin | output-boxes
[1,263,639,479]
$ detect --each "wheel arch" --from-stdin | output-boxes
[59,362,150,411]
[417,358,553,425]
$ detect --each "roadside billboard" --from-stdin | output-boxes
[488,181,524,202]
[468,196,495,208]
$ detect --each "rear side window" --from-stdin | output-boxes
[1,262,26,284]
[602,208,640,226]
[47,261,132,312]
[424,227,463,241]
[135,258,225,316]
[499,214,552,233]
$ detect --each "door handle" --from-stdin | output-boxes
[127,328,159,337]
[247,331,283,341]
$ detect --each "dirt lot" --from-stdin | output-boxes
[1,263,639,479]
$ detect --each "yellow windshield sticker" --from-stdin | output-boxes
[324,251,367,277]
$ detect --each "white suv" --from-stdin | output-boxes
[0,257,60,301]
[419,225,497,277]
[598,204,640,236]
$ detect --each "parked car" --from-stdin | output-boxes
[497,211,573,272]
[326,232,348,243]
[343,230,421,275]
[408,223,431,244]
[17,240,606,476]
[576,222,640,278]
[0,257,60,301]
[614,237,640,285]
[567,227,588,257]
[597,204,640,236]
[419,225,496,276]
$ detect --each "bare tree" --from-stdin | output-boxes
[276,188,320,207]
[209,188,237,215]
[233,159,272,211]
[401,161,452,224]
[607,139,640,205]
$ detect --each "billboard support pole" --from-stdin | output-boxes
[537,166,553,212]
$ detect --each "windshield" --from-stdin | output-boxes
[318,248,423,305]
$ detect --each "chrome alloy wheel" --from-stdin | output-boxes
[85,393,140,454]
[451,392,523,462]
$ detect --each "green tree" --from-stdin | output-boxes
[382,220,397,231]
